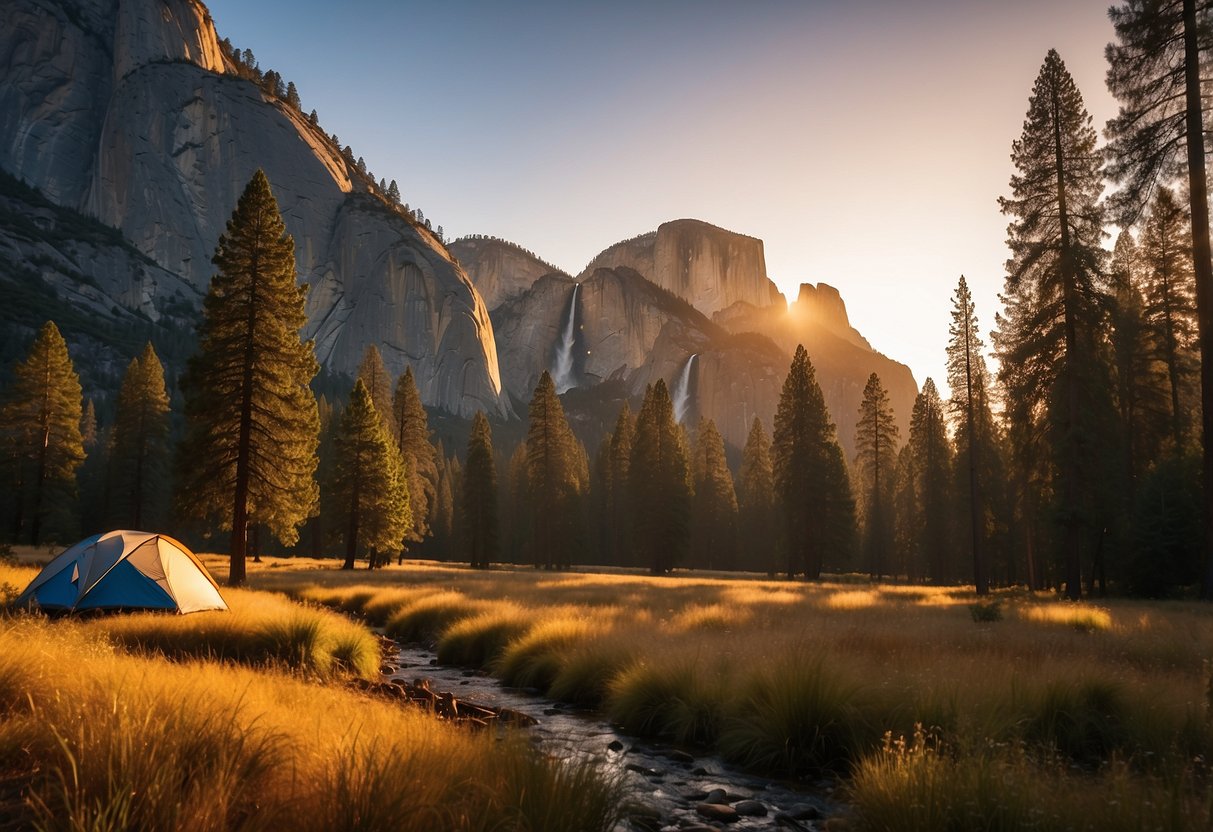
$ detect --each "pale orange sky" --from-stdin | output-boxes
[208,0,1118,404]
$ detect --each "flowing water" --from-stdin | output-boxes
[672,353,698,424]
[553,283,580,393]
[387,642,841,831]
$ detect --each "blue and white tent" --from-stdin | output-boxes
[14,530,228,614]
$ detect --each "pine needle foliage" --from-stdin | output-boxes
[737,417,777,575]
[906,380,953,584]
[994,51,1110,600]
[330,379,410,570]
[854,373,900,580]
[0,321,84,545]
[109,343,171,530]
[630,380,692,574]
[772,345,855,579]
[356,344,394,439]
[525,372,585,569]
[462,412,499,569]
[690,418,738,571]
[391,367,438,547]
[177,170,319,585]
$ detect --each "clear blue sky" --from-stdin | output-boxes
[205,0,1118,397]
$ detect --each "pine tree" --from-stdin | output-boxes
[431,444,456,561]
[907,380,952,584]
[772,345,855,579]
[630,380,692,574]
[77,398,106,535]
[606,404,635,566]
[357,345,394,438]
[525,371,585,569]
[391,366,439,551]
[329,379,409,570]
[0,321,84,544]
[994,51,1110,600]
[737,417,777,575]
[690,418,738,571]
[1140,186,1198,453]
[854,373,899,579]
[109,343,171,529]
[177,170,319,586]
[1105,0,1213,598]
[285,81,300,110]
[462,412,499,568]
[387,180,401,204]
[502,443,530,563]
[946,276,996,594]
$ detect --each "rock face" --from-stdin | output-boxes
[580,220,782,317]
[0,0,508,418]
[449,236,566,310]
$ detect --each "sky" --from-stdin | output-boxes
[205,0,1120,396]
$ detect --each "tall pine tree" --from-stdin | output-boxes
[109,343,171,529]
[0,321,84,544]
[630,380,692,574]
[995,51,1110,600]
[525,371,585,569]
[854,373,899,579]
[606,404,635,567]
[177,170,319,586]
[461,412,499,569]
[690,418,738,571]
[357,345,394,439]
[772,345,855,579]
[907,380,953,584]
[737,417,777,575]
[1105,0,1213,598]
[329,379,410,570]
[392,366,438,551]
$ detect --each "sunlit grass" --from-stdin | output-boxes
[824,589,881,610]
[1018,602,1114,632]
[0,615,621,831]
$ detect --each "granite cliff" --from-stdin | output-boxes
[0,0,507,417]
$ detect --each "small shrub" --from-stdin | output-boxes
[969,601,1002,623]
[1021,678,1127,765]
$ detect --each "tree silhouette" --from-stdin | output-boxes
[738,417,777,575]
[630,380,691,574]
[0,321,84,544]
[109,343,171,529]
[690,418,738,570]
[462,412,499,569]
[854,373,899,579]
[995,51,1110,600]
[177,170,319,586]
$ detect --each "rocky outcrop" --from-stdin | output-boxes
[580,220,782,317]
[0,0,508,418]
[449,236,565,310]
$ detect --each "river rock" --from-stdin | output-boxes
[703,788,729,805]
[734,800,768,817]
[695,802,739,823]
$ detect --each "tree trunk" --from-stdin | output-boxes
[964,309,987,595]
[1182,0,1213,600]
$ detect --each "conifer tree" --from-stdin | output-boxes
[946,276,997,594]
[329,379,409,570]
[526,371,585,569]
[391,366,438,549]
[177,170,319,586]
[630,380,692,574]
[77,398,106,535]
[737,417,777,575]
[1105,0,1213,598]
[606,404,635,566]
[285,81,300,110]
[502,443,530,563]
[906,380,953,584]
[994,51,1110,600]
[854,373,899,579]
[109,343,171,529]
[357,345,394,438]
[431,444,455,561]
[772,345,855,579]
[462,412,499,569]
[0,321,84,544]
[387,180,401,204]
[1140,186,1198,453]
[690,418,738,570]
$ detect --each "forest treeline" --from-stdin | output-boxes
[2,3,1211,599]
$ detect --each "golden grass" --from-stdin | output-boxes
[0,615,620,831]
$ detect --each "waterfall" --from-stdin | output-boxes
[672,353,698,424]
[552,283,580,393]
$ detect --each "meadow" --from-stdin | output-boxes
[248,558,1213,832]
[0,560,620,832]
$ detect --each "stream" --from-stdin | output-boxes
[386,642,843,831]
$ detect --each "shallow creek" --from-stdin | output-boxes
[387,642,843,831]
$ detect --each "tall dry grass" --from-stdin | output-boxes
[249,558,1213,829]
[0,615,621,831]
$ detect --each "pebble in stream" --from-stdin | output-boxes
[387,643,844,831]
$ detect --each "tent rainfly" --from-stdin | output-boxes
[14,530,228,614]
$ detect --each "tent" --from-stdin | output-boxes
[14,530,228,614]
